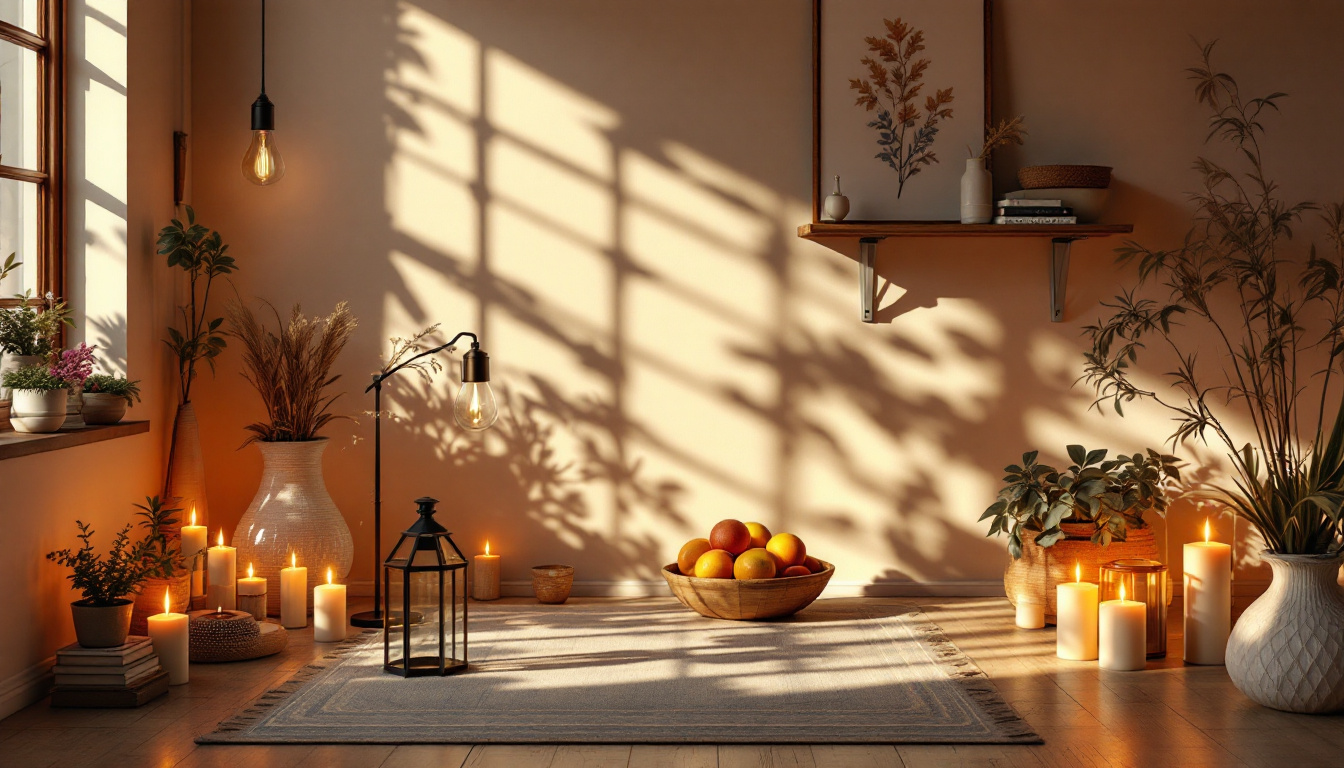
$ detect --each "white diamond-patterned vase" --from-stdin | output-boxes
[1225,551,1344,714]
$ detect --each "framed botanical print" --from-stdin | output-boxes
[813,0,990,222]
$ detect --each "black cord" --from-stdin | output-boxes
[260,0,266,95]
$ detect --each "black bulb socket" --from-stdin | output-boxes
[461,344,489,383]
[251,92,276,131]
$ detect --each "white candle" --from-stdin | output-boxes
[237,562,268,620]
[473,541,501,601]
[313,568,346,642]
[1100,582,1147,671]
[280,552,308,629]
[237,563,267,596]
[1056,562,1099,661]
[1184,518,1232,665]
[1015,595,1045,629]
[146,589,189,685]
[206,530,236,611]
[181,508,208,598]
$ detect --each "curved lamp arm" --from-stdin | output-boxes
[366,331,479,392]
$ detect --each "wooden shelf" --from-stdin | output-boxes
[0,420,150,461]
[798,221,1134,239]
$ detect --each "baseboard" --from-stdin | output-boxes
[0,655,53,721]
[347,579,1009,599]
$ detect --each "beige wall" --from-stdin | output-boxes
[181,0,1344,598]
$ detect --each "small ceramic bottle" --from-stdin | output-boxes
[823,175,850,222]
[961,158,993,224]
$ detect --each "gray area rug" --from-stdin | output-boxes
[199,600,1039,744]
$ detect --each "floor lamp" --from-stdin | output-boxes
[349,332,499,629]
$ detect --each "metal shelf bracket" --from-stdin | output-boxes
[1050,237,1083,323]
[859,237,880,323]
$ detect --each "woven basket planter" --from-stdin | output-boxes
[1005,522,1165,622]
[1017,164,1112,190]
[130,572,192,635]
[532,565,575,604]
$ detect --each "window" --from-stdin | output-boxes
[0,0,62,308]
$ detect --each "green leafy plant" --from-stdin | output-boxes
[0,252,18,282]
[1083,43,1344,556]
[1,363,66,392]
[0,291,73,357]
[84,373,142,405]
[849,17,955,197]
[982,446,1181,559]
[133,496,181,578]
[156,206,237,404]
[46,521,174,606]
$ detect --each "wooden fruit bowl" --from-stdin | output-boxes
[661,560,834,620]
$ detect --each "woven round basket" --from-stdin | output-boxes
[531,565,575,604]
[188,609,288,662]
[1017,164,1112,190]
[1004,523,1167,622]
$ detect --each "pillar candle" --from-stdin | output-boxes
[181,509,208,598]
[1184,518,1232,665]
[146,590,189,685]
[314,568,346,642]
[280,552,308,629]
[1015,595,1045,629]
[1056,563,1099,660]
[473,541,501,601]
[206,530,236,611]
[1100,583,1147,671]
[237,563,268,621]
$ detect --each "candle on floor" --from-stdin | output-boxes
[1184,518,1232,665]
[1056,562,1099,660]
[237,563,268,621]
[206,530,237,611]
[1100,582,1147,671]
[181,508,208,598]
[314,568,346,643]
[473,540,501,601]
[147,589,189,685]
[1015,595,1045,629]
[280,551,308,629]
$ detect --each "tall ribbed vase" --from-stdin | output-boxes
[1226,552,1344,714]
[165,403,209,527]
[235,438,354,615]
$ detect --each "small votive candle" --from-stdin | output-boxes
[313,568,346,643]
[146,590,189,685]
[473,541,501,601]
[237,562,268,621]
[1015,595,1045,629]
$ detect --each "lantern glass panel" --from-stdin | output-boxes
[1099,558,1169,658]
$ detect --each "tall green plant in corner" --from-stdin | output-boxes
[1082,43,1344,556]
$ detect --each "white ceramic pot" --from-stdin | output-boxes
[81,392,128,425]
[10,388,69,433]
[70,599,134,648]
[0,353,42,402]
[1226,551,1344,713]
[235,438,354,615]
[960,159,992,224]
[822,175,850,222]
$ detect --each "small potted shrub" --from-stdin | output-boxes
[46,521,174,648]
[1,363,68,433]
[82,374,141,425]
[129,496,187,634]
[0,290,72,401]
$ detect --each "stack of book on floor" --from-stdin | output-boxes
[50,636,169,708]
[993,199,1077,224]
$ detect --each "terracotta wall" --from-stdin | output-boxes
[181,0,1344,596]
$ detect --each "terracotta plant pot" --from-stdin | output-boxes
[81,392,128,425]
[532,565,575,604]
[70,599,134,648]
[1004,522,1166,622]
[9,388,69,433]
[130,572,192,635]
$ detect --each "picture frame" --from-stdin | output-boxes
[812,0,992,222]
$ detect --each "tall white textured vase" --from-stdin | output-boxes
[235,438,354,616]
[960,158,992,224]
[1225,552,1344,714]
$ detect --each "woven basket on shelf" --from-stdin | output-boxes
[1017,164,1112,190]
[531,565,575,604]
[1004,522,1168,622]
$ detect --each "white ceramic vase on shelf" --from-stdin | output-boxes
[1225,552,1344,714]
[10,388,68,433]
[960,158,992,224]
[0,353,42,402]
[235,438,354,616]
[822,175,850,222]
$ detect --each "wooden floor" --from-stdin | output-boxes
[2,596,1342,768]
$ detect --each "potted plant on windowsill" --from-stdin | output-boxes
[52,343,96,426]
[983,445,1180,621]
[1,364,68,433]
[0,289,72,403]
[46,521,175,648]
[82,374,142,425]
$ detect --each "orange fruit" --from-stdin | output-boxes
[677,538,712,575]
[694,549,736,579]
[710,519,752,555]
[744,522,772,549]
[733,548,777,580]
[766,533,806,568]
[781,565,812,578]
[803,556,824,573]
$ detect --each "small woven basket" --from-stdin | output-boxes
[188,609,288,662]
[1017,164,1112,190]
[531,565,575,604]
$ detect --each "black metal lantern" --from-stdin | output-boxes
[383,497,468,677]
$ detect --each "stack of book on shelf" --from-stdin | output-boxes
[50,636,169,708]
[993,199,1077,224]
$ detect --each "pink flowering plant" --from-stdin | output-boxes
[50,343,97,390]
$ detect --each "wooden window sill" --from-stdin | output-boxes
[0,420,150,461]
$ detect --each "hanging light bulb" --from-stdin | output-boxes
[242,0,285,185]
[453,342,498,431]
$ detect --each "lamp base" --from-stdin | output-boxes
[350,609,424,629]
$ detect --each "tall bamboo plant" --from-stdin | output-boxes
[1083,43,1344,555]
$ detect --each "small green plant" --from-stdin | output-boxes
[133,496,181,578]
[0,253,19,282]
[1,363,66,392]
[982,446,1181,559]
[156,206,237,404]
[46,521,174,606]
[84,374,142,405]
[0,291,73,357]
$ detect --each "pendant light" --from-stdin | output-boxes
[242,0,285,185]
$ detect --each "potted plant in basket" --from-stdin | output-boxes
[0,290,72,402]
[46,521,175,648]
[983,445,1180,618]
[129,496,187,634]
[227,300,358,613]
[1083,43,1344,713]
[82,374,142,425]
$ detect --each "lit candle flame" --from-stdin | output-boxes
[1120,583,1127,602]
[1074,562,1081,583]
[190,508,196,527]
[217,529,224,547]
[1205,517,1211,543]
[291,551,297,569]
[164,590,171,615]
[485,540,491,556]
[247,563,254,579]
[327,567,333,585]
